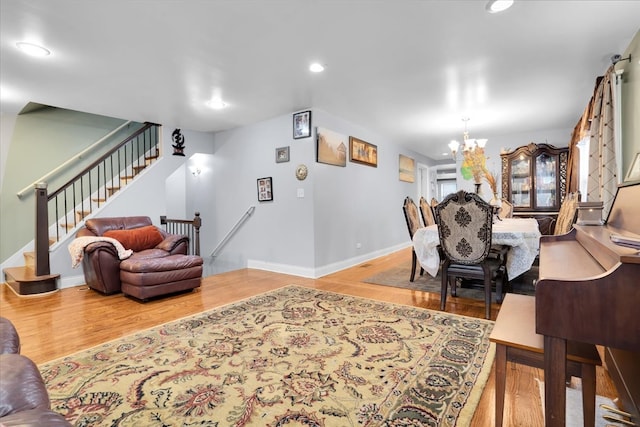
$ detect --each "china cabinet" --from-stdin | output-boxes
[501,142,569,215]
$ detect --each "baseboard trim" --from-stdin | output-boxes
[59,274,87,289]
[248,243,409,279]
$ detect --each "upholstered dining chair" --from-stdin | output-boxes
[498,199,513,219]
[434,190,506,319]
[553,192,580,235]
[402,197,424,282]
[419,196,436,226]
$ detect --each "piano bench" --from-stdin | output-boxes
[489,294,602,427]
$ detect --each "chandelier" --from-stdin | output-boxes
[448,118,487,161]
[448,118,496,195]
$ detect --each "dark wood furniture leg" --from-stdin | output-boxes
[494,344,507,427]
[544,336,567,427]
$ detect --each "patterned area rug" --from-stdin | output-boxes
[363,263,537,299]
[40,285,495,426]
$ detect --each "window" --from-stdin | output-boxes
[577,136,590,199]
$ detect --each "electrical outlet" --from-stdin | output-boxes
[356,243,362,249]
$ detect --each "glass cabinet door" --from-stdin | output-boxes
[510,157,531,208]
[535,153,557,209]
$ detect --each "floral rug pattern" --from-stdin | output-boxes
[40,285,495,426]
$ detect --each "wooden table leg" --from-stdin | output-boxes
[495,344,507,427]
[544,336,567,427]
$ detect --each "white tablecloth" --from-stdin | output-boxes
[412,218,541,280]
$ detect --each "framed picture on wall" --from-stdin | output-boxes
[276,146,290,163]
[293,110,311,139]
[257,177,273,202]
[399,154,415,182]
[316,127,347,167]
[349,136,377,167]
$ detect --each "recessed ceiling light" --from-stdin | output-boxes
[206,98,227,109]
[16,42,51,57]
[309,63,325,73]
[486,0,514,13]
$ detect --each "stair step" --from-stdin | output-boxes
[133,165,147,174]
[106,186,120,196]
[120,175,135,183]
[92,197,107,203]
[3,266,59,295]
[23,251,35,267]
[76,210,91,222]
[59,222,76,230]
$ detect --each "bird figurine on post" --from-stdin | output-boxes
[172,128,185,156]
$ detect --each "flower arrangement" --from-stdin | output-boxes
[460,145,488,184]
[460,145,499,196]
[484,170,498,195]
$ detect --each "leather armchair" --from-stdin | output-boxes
[76,216,189,294]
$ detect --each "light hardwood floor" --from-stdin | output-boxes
[1,247,617,426]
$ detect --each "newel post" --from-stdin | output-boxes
[193,212,201,256]
[35,182,51,276]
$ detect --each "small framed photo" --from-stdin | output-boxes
[293,110,311,139]
[276,146,290,163]
[349,136,378,167]
[257,177,273,202]
[624,152,640,182]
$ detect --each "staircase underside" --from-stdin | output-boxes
[3,266,59,295]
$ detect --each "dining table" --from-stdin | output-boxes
[412,217,542,281]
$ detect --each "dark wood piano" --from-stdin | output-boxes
[536,181,640,426]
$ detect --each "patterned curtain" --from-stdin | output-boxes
[587,67,618,218]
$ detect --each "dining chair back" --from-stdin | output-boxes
[553,192,579,235]
[402,197,424,282]
[434,190,505,319]
[498,199,513,219]
[419,196,435,226]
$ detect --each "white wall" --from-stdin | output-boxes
[184,109,435,278]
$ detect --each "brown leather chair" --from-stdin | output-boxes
[0,317,72,427]
[76,216,194,295]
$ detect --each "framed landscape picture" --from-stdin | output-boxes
[316,127,347,167]
[399,154,415,182]
[349,136,377,167]
[293,110,311,139]
[257,177,273,202]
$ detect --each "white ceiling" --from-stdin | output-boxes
[1,1,638,161]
